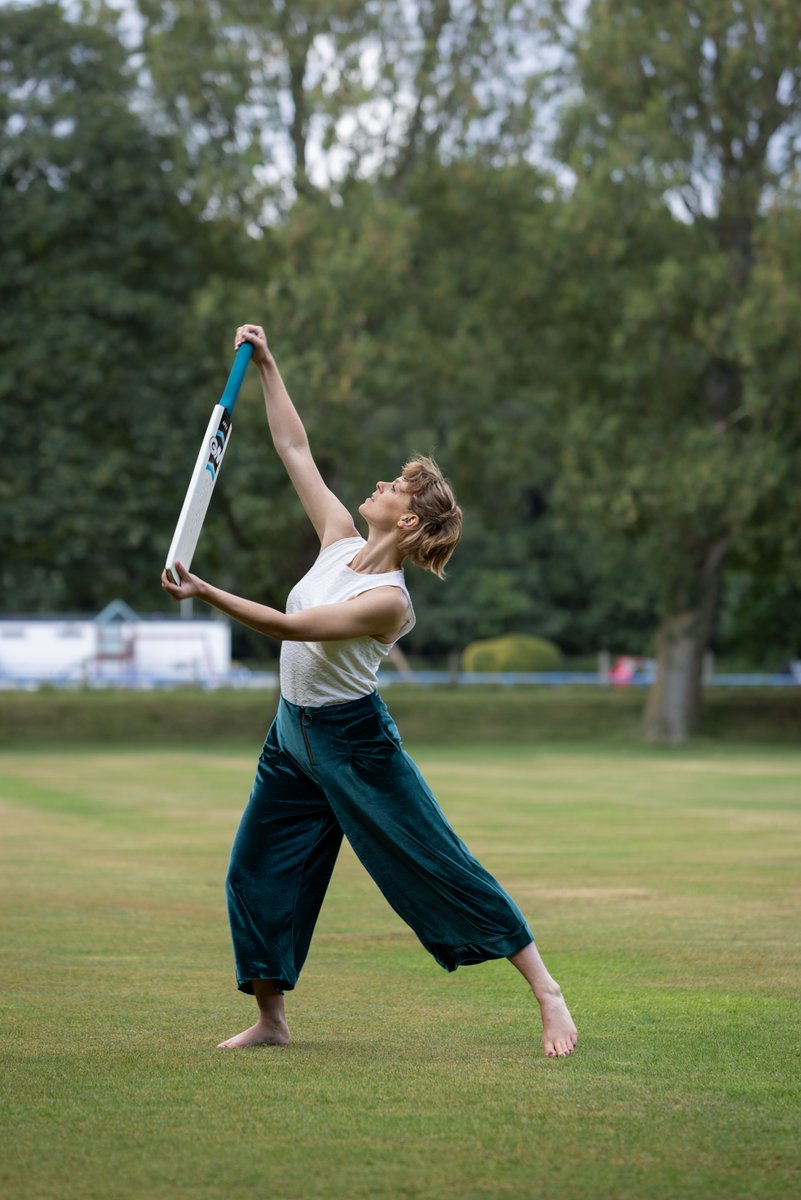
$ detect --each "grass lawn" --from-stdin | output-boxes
[1,738,800,1199]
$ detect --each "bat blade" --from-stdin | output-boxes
[164,343,252,584]
[164,405,232,583]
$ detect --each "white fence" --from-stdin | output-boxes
[1,665,799,691]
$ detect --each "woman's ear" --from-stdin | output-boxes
[398,513,419,530]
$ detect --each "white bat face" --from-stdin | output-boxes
[164,343,252,585]
[164,406,233,583]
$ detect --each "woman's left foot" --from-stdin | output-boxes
[538,986,578,1057]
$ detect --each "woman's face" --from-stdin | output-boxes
[359,475,417,531]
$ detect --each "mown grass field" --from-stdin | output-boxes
[2,715,800,1198]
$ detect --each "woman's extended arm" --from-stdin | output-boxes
[235,324,357,548]
[161,563,409,644]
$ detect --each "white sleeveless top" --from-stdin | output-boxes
[280,536,415,707]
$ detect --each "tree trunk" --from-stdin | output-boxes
[643,611,702,744]
[643,539,729,744]
[285,22,311,198]
[388,0,452,197]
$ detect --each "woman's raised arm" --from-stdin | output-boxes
[235,324,357,548]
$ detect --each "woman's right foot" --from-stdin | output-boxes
[217,1017,290,1048]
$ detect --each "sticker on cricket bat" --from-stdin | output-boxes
[164,343,252,584]
[206,409,231,481]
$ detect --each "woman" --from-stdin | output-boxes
[161,324,578,1058]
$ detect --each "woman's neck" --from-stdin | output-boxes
[348,530,404,574]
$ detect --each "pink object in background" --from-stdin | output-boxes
[609,655,638,687]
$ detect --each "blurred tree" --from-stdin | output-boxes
[1,0,662,662]
[201,160,663,660]
[386,159,663,657]
[546,0,801,740]
[718,199,801,666]
[0,2,237,612]
[122,0,553,218]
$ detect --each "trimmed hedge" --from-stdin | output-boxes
[2,686,799,746]
[461,634,563,674]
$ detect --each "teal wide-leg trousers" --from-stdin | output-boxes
[225,692,533,993]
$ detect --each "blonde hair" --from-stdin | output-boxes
[398,456,463,578]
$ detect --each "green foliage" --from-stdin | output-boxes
[197,168,570,649]
[543,0,801,702]
[461,634,563,673]
[0,3,231,612]
[2,0,799,681]
[132,0,554,215]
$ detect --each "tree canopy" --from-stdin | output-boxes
[1,2,232,610]
[3,1,801,738]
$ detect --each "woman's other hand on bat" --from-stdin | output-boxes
[161,562,204,601]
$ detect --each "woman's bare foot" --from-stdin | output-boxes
[537,985,578,1058]
[217,979,290,1048]
[508,941,578,1057]
[217,1015,290,1048]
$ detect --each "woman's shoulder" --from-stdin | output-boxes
[319,534,365,560]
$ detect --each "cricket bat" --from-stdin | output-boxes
[164,342,253,584]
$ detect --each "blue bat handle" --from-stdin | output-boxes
[220,342,254,414]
